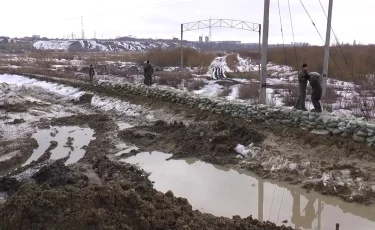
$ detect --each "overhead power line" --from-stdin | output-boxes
[277,0,288,66]
[299,0,369,118]
[287,0,299,70]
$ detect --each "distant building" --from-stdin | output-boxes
[199,36,203,42]
[213,41,241,45]
[172,37,179,41]
[32,35,41,39]
[205,36,209,43]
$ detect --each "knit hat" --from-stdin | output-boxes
[302,63,308,68]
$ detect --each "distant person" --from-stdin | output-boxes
[143,60,154,86]
[308,72,323,113]
[295,63,309,111]
[88,64,95,82]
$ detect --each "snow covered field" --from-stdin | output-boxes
[0,51,373,118]
[0,74,154,120]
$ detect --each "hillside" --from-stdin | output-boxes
[33,39,185,52]
[31,39,260,52]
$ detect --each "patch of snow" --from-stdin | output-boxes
[91,95,142,117]
[226,85,240,101]
[193,82,222,97]
[234,143,260,158]
[235,144,251,157]
[33,40,72,51]
[320,173,330,186]
[236,55,259,72]
[0,74,86,100]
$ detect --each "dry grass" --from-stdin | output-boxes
[137,48,215,68]
[0,42,33,53]
[323,86,341,104]
[154,72,193,88]
[226,54,237,71]
[271,84,298,106]
[238,83,259,100]
[186,79,206,91]
[230,50,260,60]
[268,45,375,82]
[225,71,259,81]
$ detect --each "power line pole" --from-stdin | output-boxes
[260,0,270,104]
[81,16,85,40]
[322,0,333,97]
[209,17,212,42]
[181,24,184,71]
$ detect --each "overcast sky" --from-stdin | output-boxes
[1,0,374,45]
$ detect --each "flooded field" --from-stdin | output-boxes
[124,152,375,230]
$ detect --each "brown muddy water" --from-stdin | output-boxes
[123,151,375,230]
[23,126,95,166]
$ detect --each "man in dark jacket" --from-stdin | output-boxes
[295,63,309,111]
[89,64,95,82]
[143,60,154,86]
[307,72,322,113]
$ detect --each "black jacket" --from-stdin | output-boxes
[144,64,154,75]
[307,74,322,100]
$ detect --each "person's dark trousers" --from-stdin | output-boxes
[295,82,307,110]
[148,75,153,86]
[143,75,147,85]
[311,88,322,112]
[144,75,152,86]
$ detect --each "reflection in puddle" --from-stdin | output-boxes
[123,152,375,230]
[23,126,95,166]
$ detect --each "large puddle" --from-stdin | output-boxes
[123,152,375,230]
[23,126,95,166]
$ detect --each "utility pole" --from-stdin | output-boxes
[209,17,212,42]
[260,0,270,104]
[322,0,333,97]
[81,16,85,39]
[180,24,184,71]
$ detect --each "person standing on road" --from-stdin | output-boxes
[307,72,323,113]
[295,63,309,111]
[143,60,154,86]
[88,64,95,82]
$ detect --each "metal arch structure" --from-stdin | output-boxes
[180,19,262,73]
[182,19,260,32]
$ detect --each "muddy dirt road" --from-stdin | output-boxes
[1,73,375,229]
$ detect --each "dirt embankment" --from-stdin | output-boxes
[0,157,293,230]
[118,120,264,165]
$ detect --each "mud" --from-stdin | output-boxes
[51,114,117,134]
[6,70,375,205]
[1,71,375,228]
[0,157,293,230]
[119,120,264,165]
[0,138,38,175]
